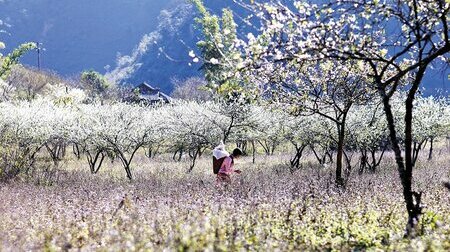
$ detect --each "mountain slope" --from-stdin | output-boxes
[105,2,199,93]
[104,0,245,93]
[1,0,448,94]
[0,0,168,76]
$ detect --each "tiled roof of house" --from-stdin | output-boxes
[134,82,171,103]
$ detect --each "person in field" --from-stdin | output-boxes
[213,144,242,183]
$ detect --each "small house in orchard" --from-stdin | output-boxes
[131,82,171,104]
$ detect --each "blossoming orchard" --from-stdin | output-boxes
[0,0,449,250]
[0,94,448,179]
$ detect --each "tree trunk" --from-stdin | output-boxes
[310,145,323,165]
[343,150,353,184]
[236,141,248,154]
[271,142,276,155]
[257,140,271,156]
[290,144,306,170]
[146,146,153,158]
[94,153,106,174]
[370,148,386,172]
[242,141,248,154]
[428,137,433,160]
[178,149,183,161]
[172,149,178,161]
[188,148,200,173]
[370,149,377,173]
[45,142,63,166]
[359,150,367,174]
[116,146,142,180]
[124,164,133,180]
[73,143,81,160]
[335,120,346,186]
[251,140,256,164]
[57,144,66,160]
[86,150,105,174]
[223,116,234,144]
[379,74,424,237]
[326,150,333,164]
[404,89,423,236]
[412,140,424,167]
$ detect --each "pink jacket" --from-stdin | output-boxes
[218,156,234,175]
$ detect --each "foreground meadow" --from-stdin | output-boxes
[1,151,450,251]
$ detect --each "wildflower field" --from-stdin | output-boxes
[1,150,450,251]
[1,0,449,251]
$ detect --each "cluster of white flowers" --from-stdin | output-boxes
[0,92,448,178]
[0,100,280,178]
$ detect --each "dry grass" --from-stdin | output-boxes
[1,150,450,251]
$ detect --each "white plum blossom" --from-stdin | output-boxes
[209,58,219,65]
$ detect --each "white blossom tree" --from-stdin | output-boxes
[222,0,450,235]
[164,101,224,171]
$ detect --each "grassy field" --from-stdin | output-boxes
[1,150,450,251]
